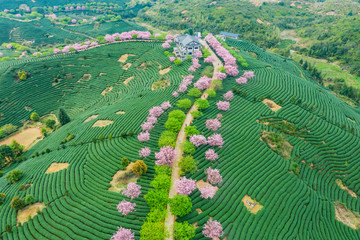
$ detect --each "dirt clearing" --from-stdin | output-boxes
[92,120,113,127]
[262,99,282,112]
[0,127,42,149]
[17,203,46,225]
[336,179,358,198]
[123,76,134,85]
[159,66,172,75]
[123,63,132,70]
[118,54,135,63]
[101,86,113,96]
[109,162,138,192]
[196,180,219,193]
[84,115,99,122]
[45,163,69,174]
[152,79,170,90]
[78,74,91,83]
[242,195,263,214]
[116,111,126,114]
[334,202,360,229]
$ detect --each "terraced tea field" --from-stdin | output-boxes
[1,37,360,240]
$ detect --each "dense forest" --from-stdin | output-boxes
[138,0,360,77]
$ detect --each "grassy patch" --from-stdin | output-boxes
[261,131,293,160]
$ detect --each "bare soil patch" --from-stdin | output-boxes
[159,66,172,75]
[262,99,282,112]
[242,195,263,214]
[0,127,42,149]
[336,179,358,198]
[116,111,126,114]
[92,120,113,127]
[334,202,360,229]
[99,73,107,76]
[45,163,69,174]
[109,162,138,192]
[123,63,132,70]
[84,115,99,123]
[196,180,219,193]
[101,86,113,96]
[78,73,92,83]
[152,79,170,90]
[118,54,135,63]
[123,76,134,85]
[17,203,46,225]
[181,10,188,14]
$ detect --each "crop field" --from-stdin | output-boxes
[0,40,212,239]
[1,36,360,240]
[174,38,360,239]
[63,20,146,38]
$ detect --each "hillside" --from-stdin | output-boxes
[1,34,360,240]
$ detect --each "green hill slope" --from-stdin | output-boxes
[1,39,360,239]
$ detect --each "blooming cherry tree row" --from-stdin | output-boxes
[173,74,194,97]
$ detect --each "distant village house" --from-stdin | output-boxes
[174,34,202,61]
[218,32,239,41]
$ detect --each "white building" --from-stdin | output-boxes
[174,34,202,61]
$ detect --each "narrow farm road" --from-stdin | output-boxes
[164,38,223,240]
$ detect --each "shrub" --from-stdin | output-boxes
[0,193,5,205]
[176,98,192,110]
[174,59,182,65]
[30,112,40,121]
[151,174,171,191]
[140,221,166,240]
[158,130,177,147]
[205,89,216,98]
[169,195,192,217]
[5,224,12,233]
[165,117,183,132]
[0,171,3,177]
[121,157,130,168]
[191,110,203,119]
[174,222,196,240]
[168,110,186,121]
[182,141,196,155]
[45,119,56,129]
[187,88,202,97]
[132,160,147,176]
[184,126,199,136]
[6,170,23,183]
[10,196,26,211]
[179,155,198,174]
[1,124,17,136]
[25,194,35,205]
[144,189,168,209]
[146,208,167,222]
[195,99,210,110]
[155,165,172,176]
[0,145,15,166]
[58,108,71,125]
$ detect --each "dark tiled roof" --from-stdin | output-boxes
[175,34,201,46]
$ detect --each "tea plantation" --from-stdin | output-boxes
[1,37,360,240]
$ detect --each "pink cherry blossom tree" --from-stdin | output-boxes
[242,71,255,79]
[155,146,177,167]
[162,42,171,48]
[205,167,223,185]
[122,182,141,200]
[223,91,233,101]
[172,91,179,98]
[189,135,207,147]
[207,134,224,148]
[149,106,164,117]
[194,50,203,58]
[202,219,224,239]
[205,149,219,161]
[53,48,61,54]
[169,56,176,62]
[176,177,196,195]
[216,114,223,120]
[236,77,248,84]
[111,227,135,240]
[141,122,154,132]
[137,132,150,142]
[216,101,230,111]
[188,66,196,72]
[139,147,151,158]
[199,186,216,199]
[117,200,136,216]
[215,72,227,80]
[205,119,221,131]
[194,76,212,90]
[204,56,216,63]
[161,101,171,110]
[71,19,77,24]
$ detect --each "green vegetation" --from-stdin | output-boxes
[58,108,71,126]
[176,98,192,110]
[174,222,195,240]
[132,160,147,176]
[5,169,24,183]
[121,157,130,168]
[179,155,198,175]
[30,112,40,121]
[169,195,192,217]
[187,87,202,98]
[158,130,177,148]
[10,196,26,211]
[184,126,199,136]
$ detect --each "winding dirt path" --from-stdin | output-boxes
[164,38,223,240]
